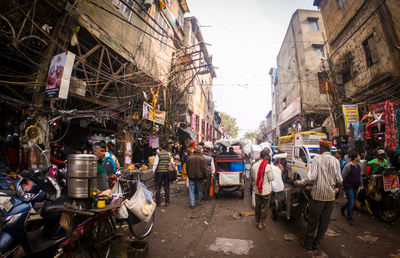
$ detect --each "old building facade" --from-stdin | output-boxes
[314,0,400,135]
[0,0,216,169]
[275,9,330,138]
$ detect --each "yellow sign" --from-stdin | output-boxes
[342,105,359,134]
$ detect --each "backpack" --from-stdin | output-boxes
[103,155,116,176]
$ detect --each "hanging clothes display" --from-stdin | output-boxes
[348,123,356,152]
[396,109,400,155]
[384,101,398,152]
[354,121,364,141]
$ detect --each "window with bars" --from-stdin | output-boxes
[307,18,319,31]
[112,0,135,21]
[312,44,325,58]
[363,35,379,67]
[195,115,199,131]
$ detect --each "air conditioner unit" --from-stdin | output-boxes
[144,0,153,8]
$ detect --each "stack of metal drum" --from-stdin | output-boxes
[66,154,98,209]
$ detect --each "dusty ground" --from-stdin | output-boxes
[142,180,400,258]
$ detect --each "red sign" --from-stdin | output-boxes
[279,97,301,125]
[372,100,400,114]
[383,175,399,192]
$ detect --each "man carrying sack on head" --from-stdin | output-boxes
[251,149,274,230]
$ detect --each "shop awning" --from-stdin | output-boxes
[179,127,197,139]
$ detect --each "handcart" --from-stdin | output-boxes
[214,155,245,199]
[270,183,311,221]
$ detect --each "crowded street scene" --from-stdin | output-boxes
[1,0,400,257]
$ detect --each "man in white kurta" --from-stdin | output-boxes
[251,150,274,230]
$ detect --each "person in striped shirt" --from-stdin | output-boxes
[295,139,343,253]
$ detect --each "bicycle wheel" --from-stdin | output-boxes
[127,210,155,239]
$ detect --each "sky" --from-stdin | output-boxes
[186,0,317,137]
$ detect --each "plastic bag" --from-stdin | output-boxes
[111,179,123,195]
[125,182,156,223]
[116,201,129,219]
[138,181,153,202]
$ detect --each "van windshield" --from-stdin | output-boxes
[308,148,320,159]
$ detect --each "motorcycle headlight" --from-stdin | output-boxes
[17,189,35,202]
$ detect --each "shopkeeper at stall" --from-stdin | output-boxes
[367,149,388,175]
[93,141,109,191]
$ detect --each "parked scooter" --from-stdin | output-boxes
[357,168,400,223]
[0,167,65,257]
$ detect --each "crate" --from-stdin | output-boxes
[126,240,149,258]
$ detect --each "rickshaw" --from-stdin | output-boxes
[214,140,245,199]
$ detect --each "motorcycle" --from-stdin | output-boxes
[357,168,400,223]
[0,167,65,257]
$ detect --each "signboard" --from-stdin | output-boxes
[149,135,159,148]
[45,51,75,99]
[383,175,399,192]
[142,102,166,125]
[371,100,400,114]
[342,105,359,134]
[279,97,301,125]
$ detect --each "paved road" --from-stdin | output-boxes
[145,180,400,258]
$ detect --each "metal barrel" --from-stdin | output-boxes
[67,154,98,198]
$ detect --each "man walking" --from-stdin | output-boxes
[202,144,215,201]
[295,139,343,253]
[251,149,274,230]
[186,147,207,208]
[341,151,362,225]
[153,143,174,206]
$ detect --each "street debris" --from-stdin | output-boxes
[357,234,378,243]
[240,211,255,217]
[209,238,254,255]
[325,229,340,237]
[283,233,298,241]
[204,221,209,225]
[232,212,240,219]
[161,209,166,213]
[308,250,328,257]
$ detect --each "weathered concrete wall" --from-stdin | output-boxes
[318,0,364,49]
[319,0,400,100]
[276,9,329,133]
[79,0,175,85]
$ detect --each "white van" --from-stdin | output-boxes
[279,132,327,180]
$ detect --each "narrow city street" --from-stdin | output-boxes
[144,181,400,258]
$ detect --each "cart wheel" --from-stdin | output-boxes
[272,199,279,221]
[240,188,244,199]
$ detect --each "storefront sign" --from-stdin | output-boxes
[371,100,400,114]
[45,51,75,99]
[142,102,166,125]
[279,97,301,125]
[383,175,399,192]
[159,0,175,28]
[342,105,359,134]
